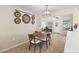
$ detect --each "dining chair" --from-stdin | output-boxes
[41,33,51,48]
[47,33,51,45]
[28,34,42,52]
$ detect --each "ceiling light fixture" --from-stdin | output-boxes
[42,5,51,17]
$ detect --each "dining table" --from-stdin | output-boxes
[32,31,51,40]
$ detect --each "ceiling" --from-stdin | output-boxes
[19,5,79,15]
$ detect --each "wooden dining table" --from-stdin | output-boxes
[32,31,51,39]
[33,31,43,37]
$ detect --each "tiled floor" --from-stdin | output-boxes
[3,33,66,53]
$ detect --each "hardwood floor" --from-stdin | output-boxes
[3,33,66,53]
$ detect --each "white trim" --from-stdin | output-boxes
[0,41,28,53]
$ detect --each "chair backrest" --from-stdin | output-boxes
[34,31,38,33]
[47,33,51,38]
[28,34,35,41]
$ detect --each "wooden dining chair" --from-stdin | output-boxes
[28,34,42,52]
[41,33,51,48]
[47,33,51,45]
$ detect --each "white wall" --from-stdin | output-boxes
[0,6,37,52]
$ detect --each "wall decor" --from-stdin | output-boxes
[14,9,35,24]
[14,17,21,24]
[14,10,21,17]
[74,23,78,29]
[31,15,35,24]
[55,22,58,27]
[22,14,30,24]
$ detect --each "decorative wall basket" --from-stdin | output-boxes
[31,20,35,24]
[14,17,21,24]
[22,14,30,24]
[14,10,21,17]
[31,15,35,24]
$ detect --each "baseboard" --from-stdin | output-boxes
[0,40,28,53]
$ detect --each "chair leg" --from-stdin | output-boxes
[49,40,50,45]
[39,43,42,53]
[34,44,36,53]
[46,41,48,49]
[29,42,31,50]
